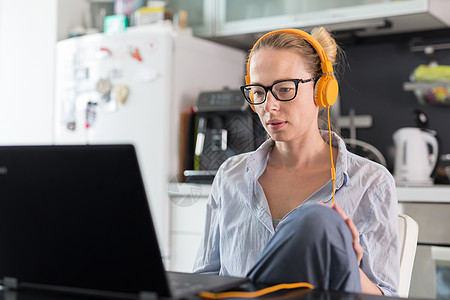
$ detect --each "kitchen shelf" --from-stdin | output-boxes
[403,81,450,105]
[403,81,450,91]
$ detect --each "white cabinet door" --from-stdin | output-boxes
[169,191,209,272]
[216,0,449,36]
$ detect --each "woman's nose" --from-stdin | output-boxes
[264,91,279,112]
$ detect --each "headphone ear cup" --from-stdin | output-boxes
[314,76,339,107]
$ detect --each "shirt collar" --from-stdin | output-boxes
[246,139,273,177]
[244,139,274,212]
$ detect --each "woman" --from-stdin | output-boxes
[193,27,399,296]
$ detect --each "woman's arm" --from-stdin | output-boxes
[360,269,382,295]
[192,193,221,274]
[192,173,223,274]
[192,191,221,274]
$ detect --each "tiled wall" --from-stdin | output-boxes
[339,28,450,171]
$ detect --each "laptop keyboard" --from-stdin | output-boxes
[169,279,208,296]
[166,271,248,298]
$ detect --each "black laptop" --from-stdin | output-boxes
[0,144,247,299]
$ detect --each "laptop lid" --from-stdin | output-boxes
[0,144,171,298]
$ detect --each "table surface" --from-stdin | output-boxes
[0,286,433,300]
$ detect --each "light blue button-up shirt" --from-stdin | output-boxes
[193,132,399,296]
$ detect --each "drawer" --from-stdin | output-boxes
[170,197,208,233]
[170,233,202,272]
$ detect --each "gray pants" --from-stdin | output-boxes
[246,203,362,293]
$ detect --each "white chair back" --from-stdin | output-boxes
[398,214,419,298]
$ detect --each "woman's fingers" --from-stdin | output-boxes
[332,202,363,266]
[332,202,348,220]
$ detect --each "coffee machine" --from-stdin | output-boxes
[184,90,265,183]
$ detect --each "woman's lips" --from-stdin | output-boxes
[266,119,287,130]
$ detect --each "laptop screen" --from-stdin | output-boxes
[0,145,170,297]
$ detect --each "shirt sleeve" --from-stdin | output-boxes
[192,170,222,274]
[360,175,400,296]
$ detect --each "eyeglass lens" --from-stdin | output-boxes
[244,80,297,104]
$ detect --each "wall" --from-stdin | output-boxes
[0,0,57,145]
[338,29,450,170]
[0,0,86,146]
[56,0,89,41]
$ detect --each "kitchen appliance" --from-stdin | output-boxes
[393,127,439,186]
[53,24,244,263]
[183,90,265,183]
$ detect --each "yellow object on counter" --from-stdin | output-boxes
[413,65,450,82]
[134,6,165,25]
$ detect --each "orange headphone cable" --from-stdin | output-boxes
[327,107,336,204]
[198,282,313,299]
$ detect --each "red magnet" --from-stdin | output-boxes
[99,47,112,55]
[131,48,142,62]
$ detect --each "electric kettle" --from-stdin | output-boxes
[393,127,439,186]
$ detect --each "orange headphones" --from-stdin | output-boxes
[245,28,339,110]
[245,28,337,203]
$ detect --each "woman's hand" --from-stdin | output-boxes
[331,202,363,266]
[319,202,382,294]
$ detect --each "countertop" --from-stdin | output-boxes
[168,183,450,204]
[396,185,450,203]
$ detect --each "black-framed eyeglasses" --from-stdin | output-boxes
[240,78,318,105]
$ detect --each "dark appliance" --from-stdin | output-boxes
[184,90,265,183]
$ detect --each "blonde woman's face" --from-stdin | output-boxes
[249,48,320,143]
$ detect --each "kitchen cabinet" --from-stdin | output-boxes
[165,0,215,36]
[397,185,450,299]
[216,0,449,35]
[166,0,450,49]
[167,183,211,271]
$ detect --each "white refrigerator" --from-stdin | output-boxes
[54,24,244,267]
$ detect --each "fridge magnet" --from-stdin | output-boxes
[96,78,112,94]
[85,101,98,128]
[95,47,112,60]
[107,68,124,80]
[101,91,118,113]
[114,84,130,104]
[60,89,76,130]
[147,38,159,53]
[131,47,142,62]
